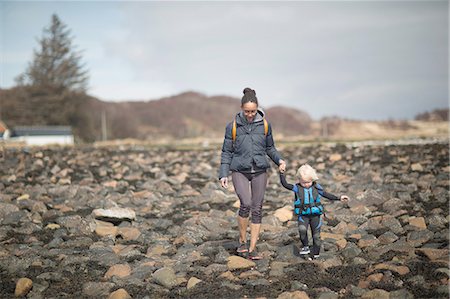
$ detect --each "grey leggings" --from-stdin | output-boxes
[232,171,267,224]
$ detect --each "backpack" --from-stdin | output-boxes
[232,118,269,141]
[293,184,324,216]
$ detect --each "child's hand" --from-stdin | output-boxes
[340,195,349,202]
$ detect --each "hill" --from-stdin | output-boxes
[0,87,448,142]
[0,88,314,141]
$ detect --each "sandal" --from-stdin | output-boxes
[248,250,262,260]
[237,242,248,253]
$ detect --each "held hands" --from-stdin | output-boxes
[278,159,286,173]
[220,177,228,189]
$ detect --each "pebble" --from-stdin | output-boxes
[14,277,33,297]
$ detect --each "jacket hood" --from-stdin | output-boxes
[236,108,265,125]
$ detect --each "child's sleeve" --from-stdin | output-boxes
[315,183,340,200]
[280,173,294,191]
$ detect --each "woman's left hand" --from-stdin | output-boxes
[278,160,286,173]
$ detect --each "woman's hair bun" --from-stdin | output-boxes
[243,87,255,95]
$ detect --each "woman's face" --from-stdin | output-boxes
[242,102,258,123]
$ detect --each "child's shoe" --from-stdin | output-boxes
[306,254,320,261]
[299,246,310,255]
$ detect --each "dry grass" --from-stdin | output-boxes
[1,120,448,151]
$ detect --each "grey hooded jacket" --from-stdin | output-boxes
[219,109,283,179]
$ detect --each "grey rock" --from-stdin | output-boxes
[381,216,404,235]
[27,281,49,299]
[389,288,414,299]
[203,263,228,276]
[130,263,157,280]
[245,278,270,287]
[269,261,290,277]
[349,285,365,297]
[36,272,63,282]
[0,226,11,241]
[47,237,64,249]
[3,210,31,225]
[383,198,405,214]
[434,229,449,242]
[261,230,294,243]
[215,248,231,264]
[290,280,308,291]
[82,282,114,297]
[334,214,369,226]
[406,275,425,286]
[61,237,94,249]
[0,256,33,274]
[406,230,434,247]
[198,216,230,237]
[351,189,388,207]
[378,231,399,245]
[14,222,42,235]
[262,215,283,227]
[56,215,93,236]
[221,281,242,290]
[177,221,211,244]
[427,214,448,231]
[352,257,368,265]
[342,242,362,259]
[88,247,121,266]
[152,267,179,289]
[436,284,450,296]
[276,244,298,262]
[432,187,448,203]
[317,291,339,299]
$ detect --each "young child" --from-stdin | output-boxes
[280,164,349,259]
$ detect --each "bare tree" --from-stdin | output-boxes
[18,14,88,93]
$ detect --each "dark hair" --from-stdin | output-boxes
[241,87,258,106]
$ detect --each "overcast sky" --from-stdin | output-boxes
[1,0,448,120]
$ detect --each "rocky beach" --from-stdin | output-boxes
[0,139,448,298]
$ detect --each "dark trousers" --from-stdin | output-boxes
[298,215,322,255]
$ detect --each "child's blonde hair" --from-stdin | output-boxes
[296,164,319,182]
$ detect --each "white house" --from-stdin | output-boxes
[8,126,74,146]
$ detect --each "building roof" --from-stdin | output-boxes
[12,126,73,137]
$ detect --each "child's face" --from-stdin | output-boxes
[299,177,313,188]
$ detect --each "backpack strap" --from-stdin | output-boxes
[294,185,304,212]
[263,118,268,136]
[232,119,237,142]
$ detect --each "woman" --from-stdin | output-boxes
[219,87,286,260]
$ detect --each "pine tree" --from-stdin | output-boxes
[19,14,88,93]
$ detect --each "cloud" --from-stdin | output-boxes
[1,1,447,120]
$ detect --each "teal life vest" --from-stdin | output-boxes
[293,183,324,217]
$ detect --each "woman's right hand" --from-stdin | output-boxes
[220,177,228,188]
[278,159,286,173]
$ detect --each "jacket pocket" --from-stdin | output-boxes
[253,154,269,169]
